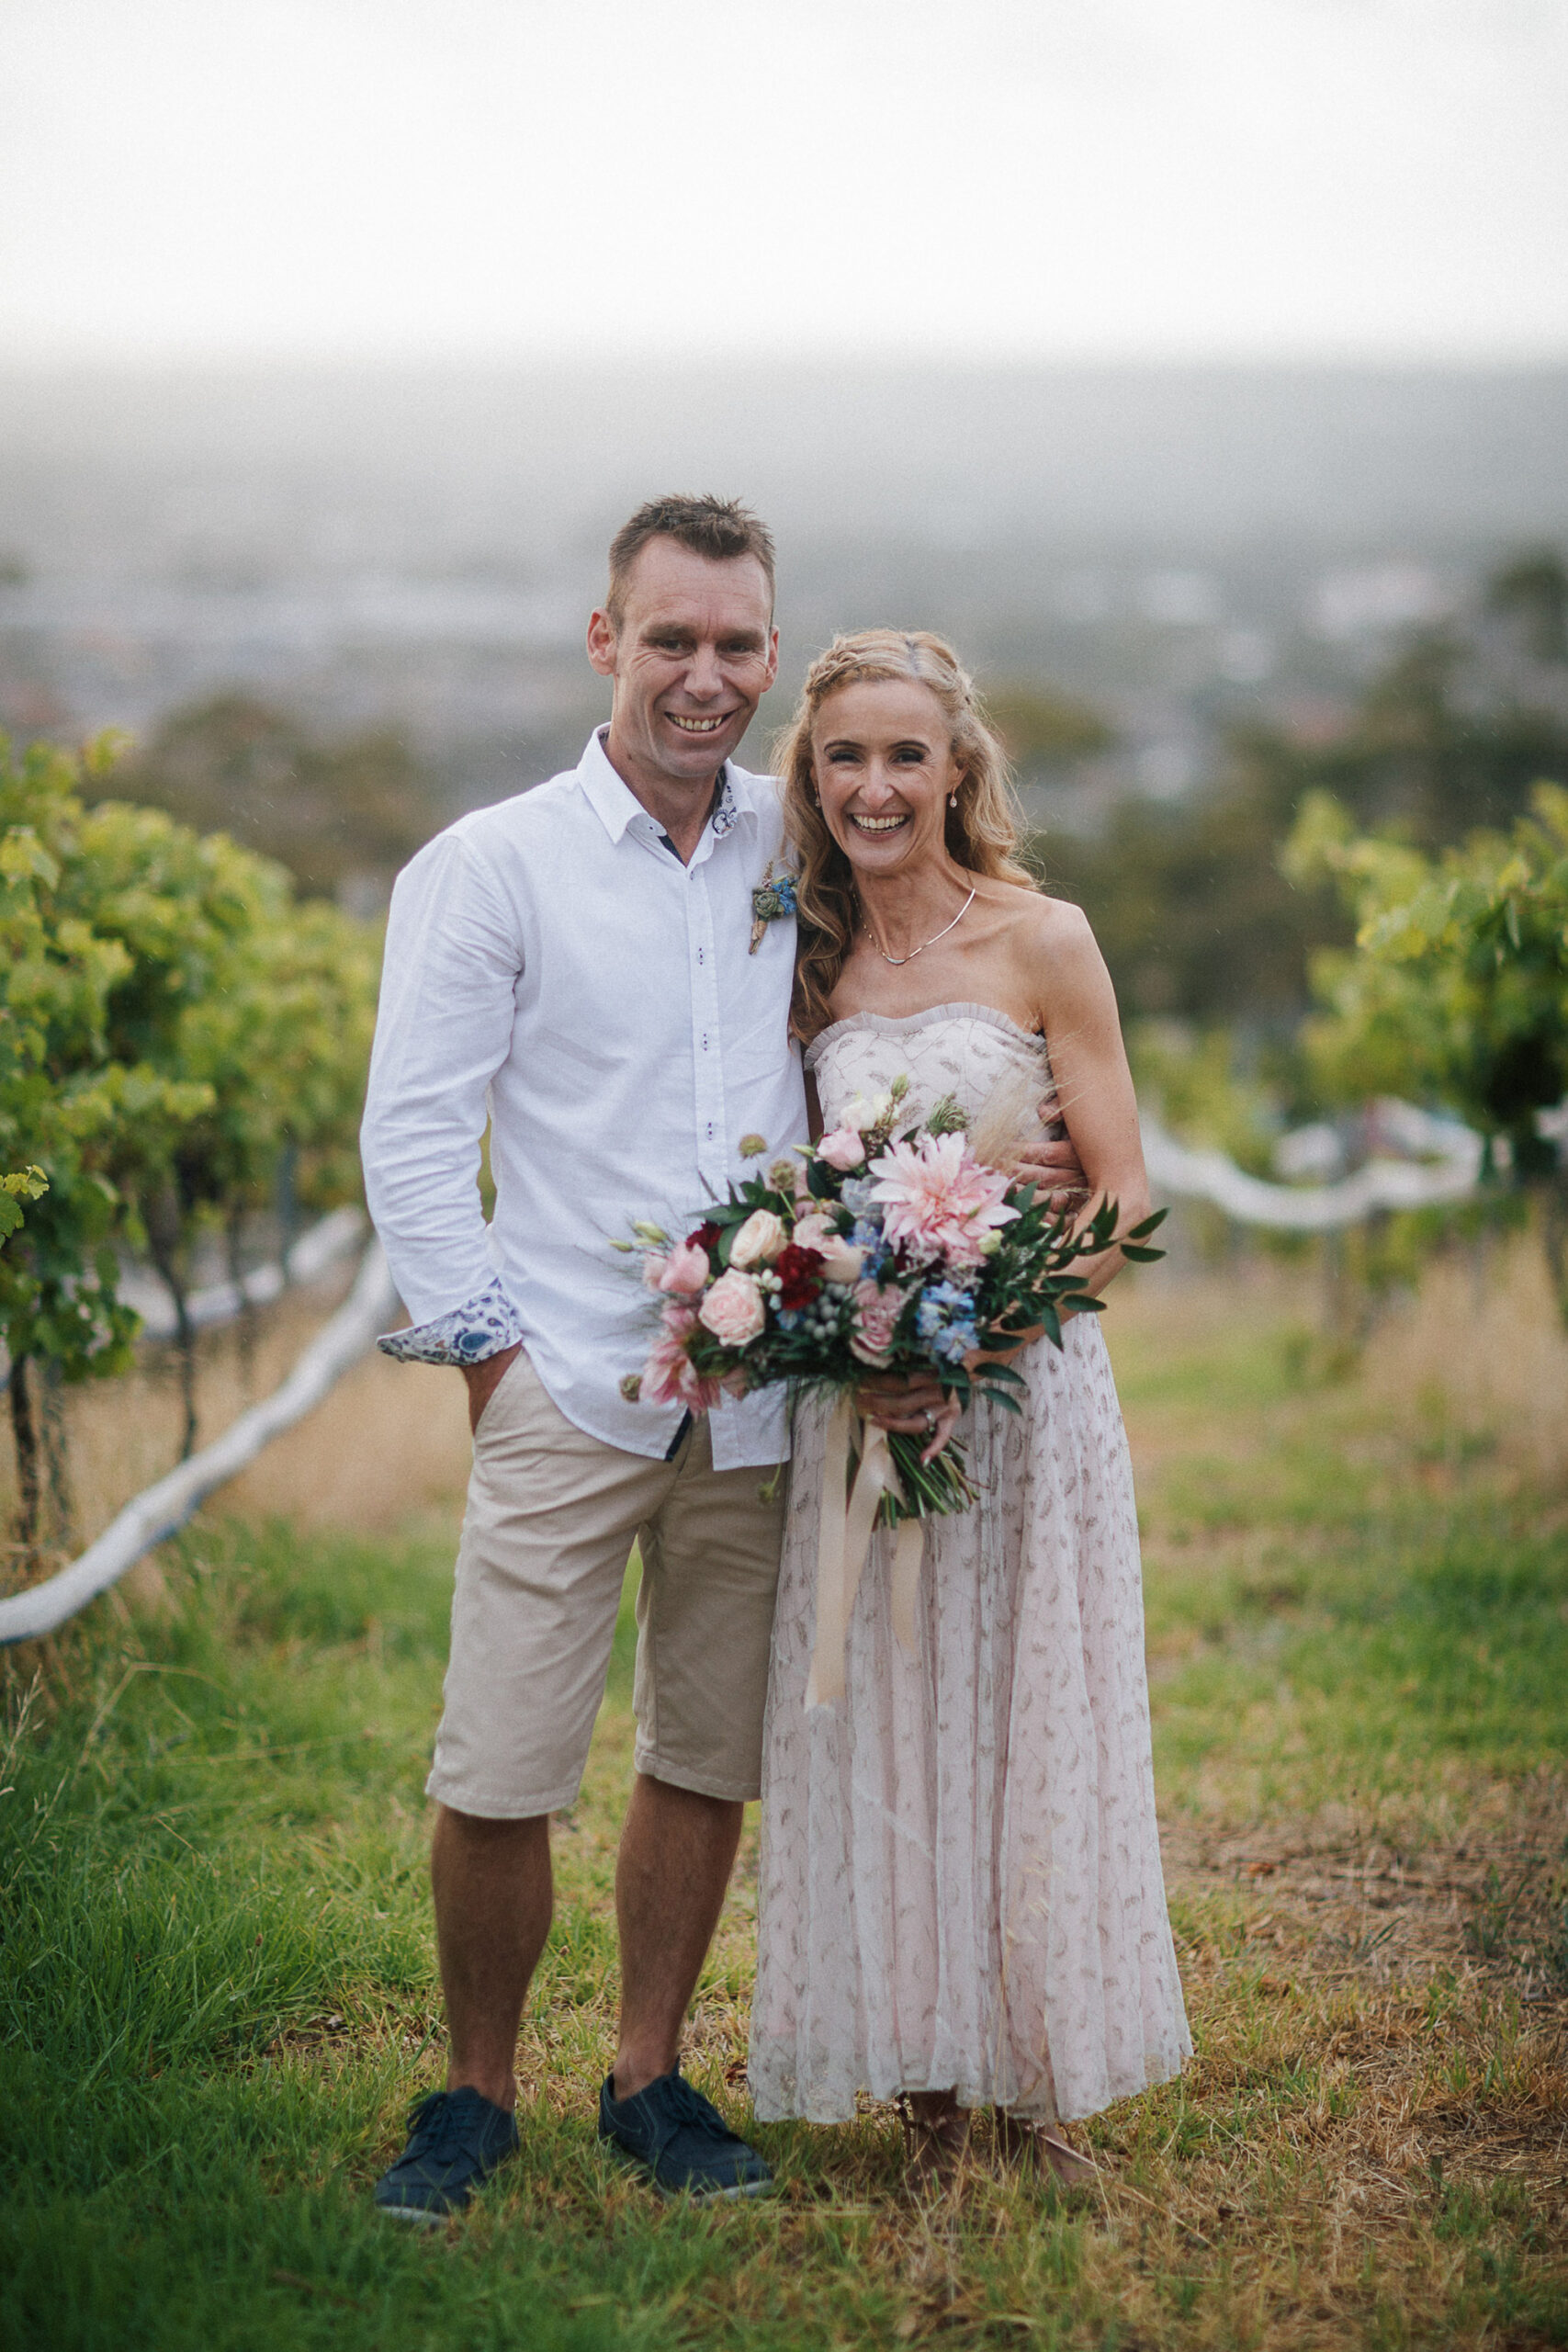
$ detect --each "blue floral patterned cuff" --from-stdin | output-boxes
[378,1276,525,1366]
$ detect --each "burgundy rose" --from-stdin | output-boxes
[775,1242,826,1311]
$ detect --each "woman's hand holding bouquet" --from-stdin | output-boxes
[624,1078,1165,1532]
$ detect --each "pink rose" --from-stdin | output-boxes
[793,1212,864,1285]
[818,1125,868,1171]
[698,1268,767,1347]
[655,1238,711,1295]
[849,1279,907,1366]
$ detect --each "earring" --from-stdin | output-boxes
[949,792,958,808]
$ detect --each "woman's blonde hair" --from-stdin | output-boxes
[776,628,1037,1042]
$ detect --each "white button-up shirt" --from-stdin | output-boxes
[360,728,806,1468]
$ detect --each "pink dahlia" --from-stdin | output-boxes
[642,1306,723,1412]
[867,1131,1018,1268]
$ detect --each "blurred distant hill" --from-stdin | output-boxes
[2,362,1565,979]
[2,365,1564,755]
[3,363,1563,560]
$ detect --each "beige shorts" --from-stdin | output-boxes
[426,1349,787,1819]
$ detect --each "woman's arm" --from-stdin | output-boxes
[1020,898,1149,1301]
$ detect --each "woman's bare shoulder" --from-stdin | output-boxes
[997,890,1114,1022]
[986,882,1098,958]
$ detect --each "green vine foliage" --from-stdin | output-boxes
[0,1168,47,1250]
[1285,784,1568,1177]
[1,732,380,1552]
[1284,783,1568,1319]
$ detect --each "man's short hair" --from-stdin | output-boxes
[605,495,776,628]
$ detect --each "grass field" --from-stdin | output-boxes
[4,1263,1566,2350]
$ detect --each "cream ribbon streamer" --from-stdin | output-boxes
[805,1394,926,1709]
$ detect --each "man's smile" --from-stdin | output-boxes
[667,713,730,735]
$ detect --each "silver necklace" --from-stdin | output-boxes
[867,886,976,967]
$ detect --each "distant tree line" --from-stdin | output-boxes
[1037,548,1568,1033]
[107,696,434,907]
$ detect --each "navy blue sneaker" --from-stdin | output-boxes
[373,2087,520,2223]
[598,2068,773,2200]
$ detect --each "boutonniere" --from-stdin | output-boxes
[750,863,799,954]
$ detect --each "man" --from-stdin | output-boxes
[361,492,796,2219]
[360,493,1082,2222]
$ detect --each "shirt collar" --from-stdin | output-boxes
[576,726,754,849]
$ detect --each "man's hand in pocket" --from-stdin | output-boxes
[463,1342,524,1436]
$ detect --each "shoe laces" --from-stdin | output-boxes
[402,2089,494,2164]
[658,2075,732,2139]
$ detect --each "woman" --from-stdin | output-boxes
[748,630,1190,2185]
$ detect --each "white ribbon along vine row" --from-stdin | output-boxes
[0,1239,400,1646]
[0,1205,368,1392]
[805,1392,925,1710]
[1139,1106,1482,1231]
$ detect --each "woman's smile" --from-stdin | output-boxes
[810,675,966,872]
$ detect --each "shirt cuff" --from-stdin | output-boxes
[377,1276,525,1366]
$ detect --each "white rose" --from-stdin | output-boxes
[698,1268,767,1346]
[729,1209,787,1268]
[842,1090,897,1133]
[794,1212,864,1285]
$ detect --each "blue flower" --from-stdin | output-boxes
[750,866,801,952]
[916,1279,976,1328]
[916,1279,979,1360]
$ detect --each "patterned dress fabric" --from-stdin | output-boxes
[749,1004,1190,2124]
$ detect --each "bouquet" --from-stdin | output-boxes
[623,1076,1165,1532]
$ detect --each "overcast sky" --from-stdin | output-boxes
[2,0,1564,365]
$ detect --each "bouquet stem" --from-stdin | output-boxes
[874,1431,979,1528]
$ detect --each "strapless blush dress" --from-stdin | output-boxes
[749,1005,1190,2125]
